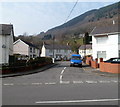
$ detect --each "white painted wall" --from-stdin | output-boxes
[9,31,14,55]
[41,45,46,57]
[0,35,3,64]
[13,40,29,56]
[40,45,72,60]
[13,39,40,58]
[79,49,92,57]
[92,34,119,61]
[0,35,10,64]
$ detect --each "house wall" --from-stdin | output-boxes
[92,34,118,61]
[41,46,71,60]
[0,35,3,64]
[9,31,14,55]
[41,45,46,57]
[79,49,92,57]
[13,40,29,56]
[28,47,40,58]
[0,35,10,64]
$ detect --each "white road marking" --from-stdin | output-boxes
[99,81,111,83]
[45,82,56,85]
[60,81,70,84]
[111,80,118,83]
[61,70,64,74]
[36,98,120,104]
[73,81,83,84]
[32,83,42,85]
[86,81,97,83]
[64,67,66,70]
[3,83,14,86]
[60,75,63,82]
[60,67,67,83]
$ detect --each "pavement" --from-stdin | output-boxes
[0,63,58,78]
[82,64,119,77]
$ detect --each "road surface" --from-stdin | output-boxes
[2,61,119,106]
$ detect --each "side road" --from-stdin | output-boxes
[1,63,57,78]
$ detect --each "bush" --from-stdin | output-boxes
[27,57,52,66]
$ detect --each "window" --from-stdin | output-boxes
[96,36,108,44]
[97,51,106,59]
[30,47,32,53]
[56,49,61,53]
[33,48,35,53]
[64,50,68,53]
[30,55,33,58]
[49,49,53,53]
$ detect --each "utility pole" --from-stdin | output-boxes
[84,32,89,63]
[52,35,55,63]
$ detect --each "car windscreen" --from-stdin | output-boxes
[71,56,81,60]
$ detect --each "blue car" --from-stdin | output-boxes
[70,54,82,67]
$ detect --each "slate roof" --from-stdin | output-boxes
[44,44,71,50]
[0,24,13,35]
[22,40,39,49]
[79,44,92,50]
[92,24,119,35]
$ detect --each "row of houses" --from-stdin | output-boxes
[0,23,120,65]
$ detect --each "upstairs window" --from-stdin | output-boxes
[96,36,108,44]
[30,47,32,53]
[33,48,35,53]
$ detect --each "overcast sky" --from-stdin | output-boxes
[0,0,119,36]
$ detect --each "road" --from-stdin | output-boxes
[2,61,119,106]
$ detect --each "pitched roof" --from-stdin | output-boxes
[44,44,71,50]
[79,44,92,50]
[0,24,13,35]
[92,24,119,35]
[14,39,39,49]
[22,40,39,49]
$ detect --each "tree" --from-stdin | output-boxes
[84,32,90,44]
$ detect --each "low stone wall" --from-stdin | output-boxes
[100,62,120,73]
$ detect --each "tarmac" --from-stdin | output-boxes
[0,62,119,78]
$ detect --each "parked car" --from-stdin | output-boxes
[104,58,120,63]
[70,54,82,67]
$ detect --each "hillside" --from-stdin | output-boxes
[40,2,119,39]
[16,2,120,51]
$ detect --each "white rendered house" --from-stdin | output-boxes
[92,24,120,61]
[41,43,72,60]
[0,24,14,64]
[13,39,40,59]
[79,44,92,58]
